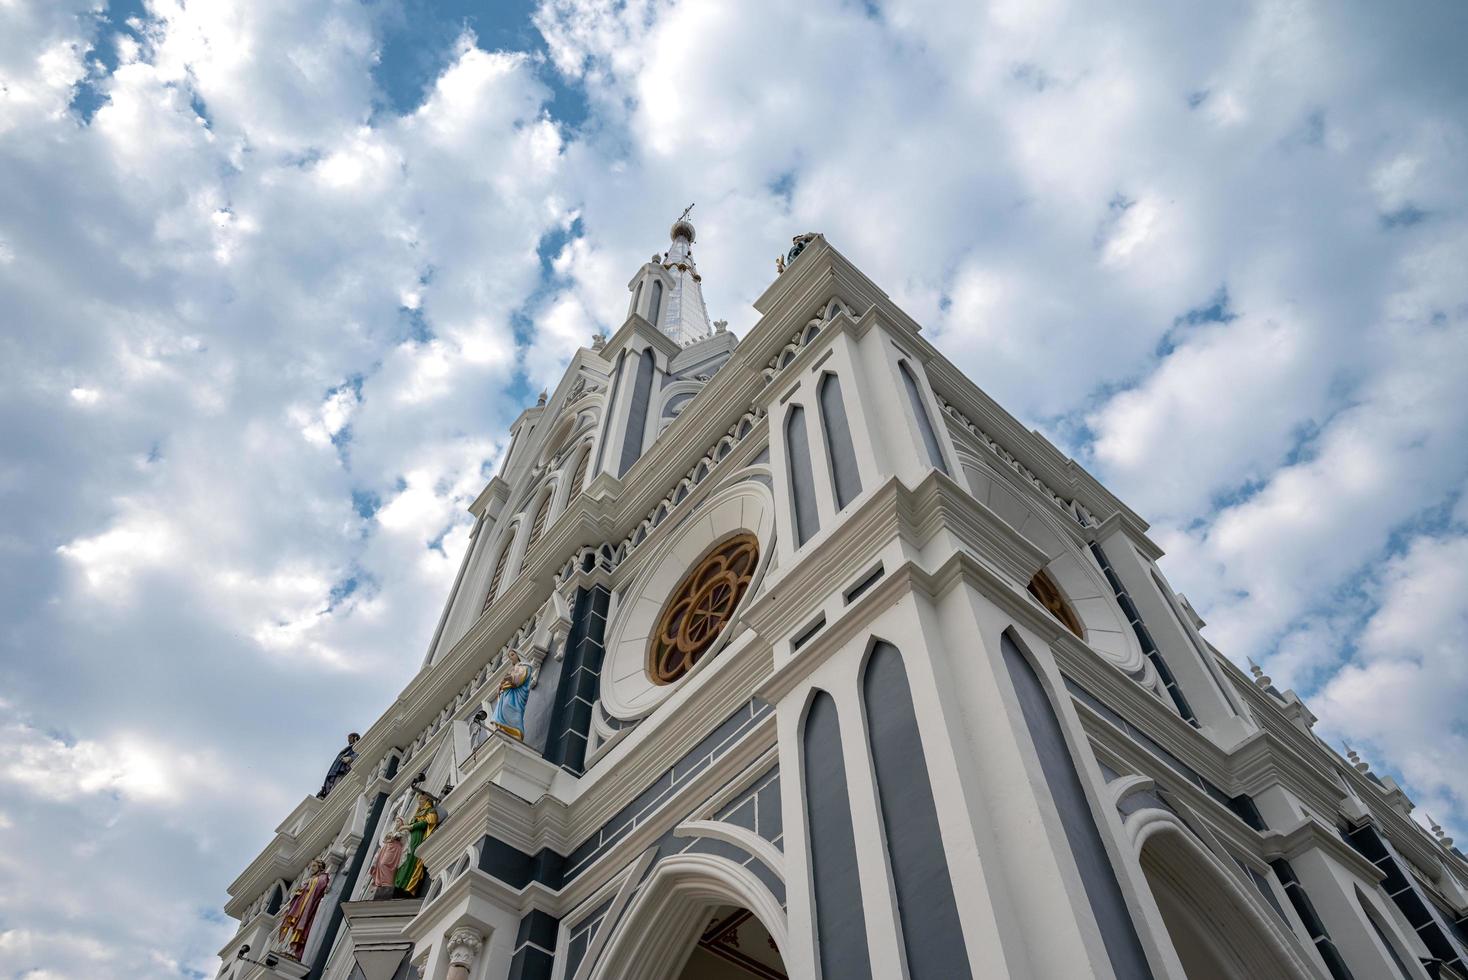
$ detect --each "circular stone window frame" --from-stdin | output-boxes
[599,478,775,722]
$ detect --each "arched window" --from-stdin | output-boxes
[863,642,970,977]
[481,529,514,612]
[786,405,820,546]
[618,350,656,477]
[1001,633,1154,979]
[569,444,591,497]
[1028,568,1084,639]
[647,279,663,326]
[519,490,554,572]
[802,691,874,979]
[1357,888,1416,980]
[899,359,948,475]
[819,373,861,510]
[632,279,644,319]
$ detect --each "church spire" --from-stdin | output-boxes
[654,206,713,345]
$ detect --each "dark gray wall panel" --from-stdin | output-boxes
[648,279,663,326]
[618,350,656,477]
[1001,634,1154,979]
[786,405,820,546]
[818,373,862,509]
[863,642,971,978]
[803,691,873,980]
[899,360,948,475]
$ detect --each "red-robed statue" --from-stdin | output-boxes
[276,859,331,960]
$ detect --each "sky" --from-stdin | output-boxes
[0,0,1466,976]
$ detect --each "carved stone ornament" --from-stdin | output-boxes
[446,927,485,967]
[649,532,759,685]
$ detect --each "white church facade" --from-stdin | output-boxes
[220,218,1468,980]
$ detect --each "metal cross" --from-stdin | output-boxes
[678,203,695,222]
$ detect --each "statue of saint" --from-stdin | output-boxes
[317,732,359,798]
[276,860,331,961]
[392,792,439,897]
[489,651,534,741]
[366,826,406,896]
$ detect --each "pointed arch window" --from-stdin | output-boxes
[519,491,554,571]
[786,405,820,546]
[863,642,971,977]
[482,529,514,612]
[647,279,663,326]
[819,372,861,509]
[1028,568,1084,639]
[618,349,656,477]
[569,444,591,497]
[899,359,948,475]
[632,280,644,319]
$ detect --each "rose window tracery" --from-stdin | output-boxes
[649,532,759,685]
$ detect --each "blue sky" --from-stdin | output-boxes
[1,0,1467,976]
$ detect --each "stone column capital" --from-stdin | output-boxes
[446,927,485,969]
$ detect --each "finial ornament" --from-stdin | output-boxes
[1428,815,1455,848]
[591,331,606,351]
[678,203,694,223]
[1247,657,1272,689]
[1344,743,1371,774]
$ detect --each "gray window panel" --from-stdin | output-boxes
[786,406,820,545]
[1002,634,1155,980]
[899,360,948,475]
[632,279,643,319]
[648,279,663,326]
[819,373,862,509]
[594,350,626,475]
[863,643,972,979]
[1362,894,1417,980]
[803,691,874,980]
[618,350,655,477]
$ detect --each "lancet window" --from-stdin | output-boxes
[569,443,591,497]
[786,405,820,546]
[900,359,948,475]
[519,490,554,572]
[647,279,663,326]
[481,527,514,613]
[819,372,861,510]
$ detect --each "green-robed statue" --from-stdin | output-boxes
[393,792,439,896]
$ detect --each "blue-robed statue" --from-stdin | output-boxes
[490,650,534,740]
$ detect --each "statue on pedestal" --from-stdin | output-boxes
[317,732,359,798]
[276,860,331,960]
[489,650,534,741]
[392,792,439,897]
[366,826,406,898]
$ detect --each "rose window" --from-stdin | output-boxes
[648,532,759,685]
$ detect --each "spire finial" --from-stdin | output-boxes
[1344,743,1370,774]
[670,204,696,245]
[1247,657,1272,689]
[1428,815,1455,848]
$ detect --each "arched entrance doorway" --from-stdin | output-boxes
[589,852,788,980]
[676,906,788,980]
[1134,816,1315,980]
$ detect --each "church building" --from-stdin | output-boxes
[219,217,1468,980]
